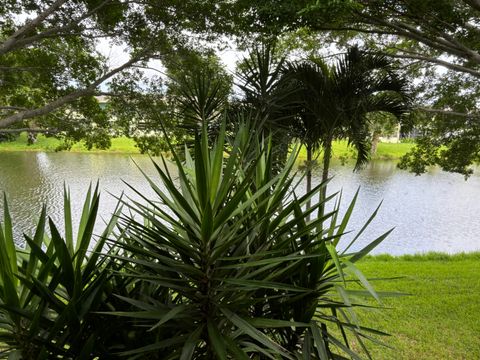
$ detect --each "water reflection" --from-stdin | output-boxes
[0,152,479,255]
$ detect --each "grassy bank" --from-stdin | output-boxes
[0,134,415,160]
[356,252,480,359]
[0,133,141,154]
[296,140,415,162]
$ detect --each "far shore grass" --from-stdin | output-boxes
[357,252,480,359]
[0,133,140,154]
[0,133,415,160]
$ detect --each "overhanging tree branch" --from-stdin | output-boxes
[0,0,113,55]
[0,0,70,55]
[0,55,143,128]
[0,128,59,134]
[382,52,480,78]
[418,107,480,119]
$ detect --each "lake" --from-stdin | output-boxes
[0,151,479,255]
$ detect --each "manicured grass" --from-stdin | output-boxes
[354,252,480,359]
[0,133,140,154]
[296,140,415,162]
[0,134,415,160]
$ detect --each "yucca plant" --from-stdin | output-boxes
[0,120,397,359]
[109,120,395,359]
[0,185,129,359]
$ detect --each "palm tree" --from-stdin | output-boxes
[236,43,297,171]
[284,46,411,215]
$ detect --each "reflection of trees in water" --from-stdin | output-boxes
[363,160,397,181]
[2,153,480,254]
[0,152,174,245]
[0,152,53,244]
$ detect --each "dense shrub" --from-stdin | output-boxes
[0,122,393,359]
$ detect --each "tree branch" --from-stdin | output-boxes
[0,0,70,55]
[382,52,480,78]
[0,0,112,55]
[418,107,480,119]
[365,16,471,60]
[0,55,143,128]
[0,128,59,134]
[0,106,28,111]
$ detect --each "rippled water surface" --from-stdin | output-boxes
[0,151,479,255]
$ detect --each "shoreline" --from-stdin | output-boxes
[0,134,415,160]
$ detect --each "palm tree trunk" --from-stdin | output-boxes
[371,132,380,155]
[318,138,332,221]
[306,144,312,212]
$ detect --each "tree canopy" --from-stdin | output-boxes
[248,0,480,176]
[0,0,238,146]
[1,0,479,175]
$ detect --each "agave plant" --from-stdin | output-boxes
[108,120,395,359]
[0,186,129,359]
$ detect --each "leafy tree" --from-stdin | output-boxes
[106,71,173,155]
[0,0,240,147]
[0,0,144,136]
[300,0,480,176]
[235,0,480,175]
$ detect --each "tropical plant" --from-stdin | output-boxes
[0,119,397,359]
[0,185,131,359]
[169,51,232,139]
[283,46,411,215]
[107,120,396,359]
[236,43,297,171]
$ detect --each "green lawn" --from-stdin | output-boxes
[296,140,415,163]
[355,252,480,359]
[0,134,415,160]
[0,133,140,153]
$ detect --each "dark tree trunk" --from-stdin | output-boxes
[318,138,332,221]
[306,144,313,212]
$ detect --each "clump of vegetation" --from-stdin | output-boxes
[0,121,394,359]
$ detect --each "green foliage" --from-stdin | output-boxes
[292,0,480,175]
[103,121,393,358]
[0,0,240,146]
[0,185,129,358]
[399,73,480,177]
[235,43,297,171]
[284,46,411,170]
[168,49,232,135]
[0,121,394,358]
[108,48,233,155]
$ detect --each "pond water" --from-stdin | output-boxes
[0,151,479,255]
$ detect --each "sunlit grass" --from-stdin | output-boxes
[0,133,415,160]
[0,133,140,153]
[356,252,480,359]
[296,140,415,162]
